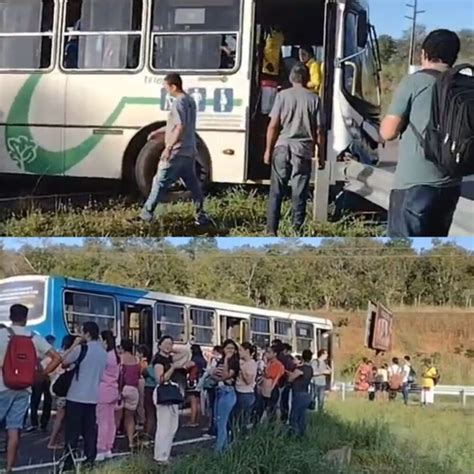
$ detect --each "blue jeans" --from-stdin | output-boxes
[402,383,410,405]
[279,385,291,423]
[214,386,237,453]
[289,391,311,437]
[0,389,29,430]
[311,384,326,411]
[234,392,255,431]
[143,154,205,218]
[388,185,461,237]
[267,145,312,235]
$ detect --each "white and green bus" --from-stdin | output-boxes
[0,0,381,203]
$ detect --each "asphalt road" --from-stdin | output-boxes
[3,413,213,473]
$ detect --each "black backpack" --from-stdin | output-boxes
[411,65,474,178]
[52,344,88,398]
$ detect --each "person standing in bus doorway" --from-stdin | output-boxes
[62,322,107,471]
[381,30,462,237]
[0,305,61,474]
[142,73,210,227]
[264,64,324,236]
[298,46,323,95]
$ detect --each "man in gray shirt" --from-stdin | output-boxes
[381,30,462,237]
[310,349,331,411]
[142,73,209,226]
[62,321,107,470]
[264,63,324,235]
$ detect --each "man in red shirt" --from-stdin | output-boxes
[255,346,285,422]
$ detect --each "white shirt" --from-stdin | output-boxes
[402,363,411,383]
[0,325,52,392]
[388,364,401,378]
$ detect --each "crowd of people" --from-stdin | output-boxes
[0,303,332,472]
[354,355,440,405]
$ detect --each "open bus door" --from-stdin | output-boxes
[219,313,249,344]
[120,302,154,352]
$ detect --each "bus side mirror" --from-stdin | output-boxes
[357,12,368,48]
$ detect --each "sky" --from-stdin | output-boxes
[1,237,473,252]
[370,0,474,37]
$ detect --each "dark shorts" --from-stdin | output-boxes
[375,382,388,392]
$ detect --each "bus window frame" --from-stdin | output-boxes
[273,318,293,345]
[148,0,243,75]
[63,289,117,335]
[189,306,215,346]
[250,315,271,349]
[156,301,187,343]
[0,0,57,73]
[340,6,381,119]
[58,0,146,75]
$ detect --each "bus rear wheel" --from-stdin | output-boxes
[134,137,211,198]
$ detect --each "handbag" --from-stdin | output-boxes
[52,344,88,398]
[153,381,184,406]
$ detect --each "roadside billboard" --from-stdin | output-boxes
[365,301,394,352]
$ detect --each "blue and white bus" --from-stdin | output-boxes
[0,275,334,363]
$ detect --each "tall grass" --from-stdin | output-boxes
[0,188,382,237]
[94,399,473,474]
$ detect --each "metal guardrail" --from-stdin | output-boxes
[343,160,474,236]
[333,381,474,406]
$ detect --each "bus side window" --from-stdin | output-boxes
[62,0,143,71]
[156,302,186,343]
[64,291,115,334]
[250,316,270,349]
[274,320,293,345]
[0,0,55,70]
[295,322,314,353]
[150,0,240,71]
[189,307,215,346]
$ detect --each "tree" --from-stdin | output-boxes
[378,35,398,64]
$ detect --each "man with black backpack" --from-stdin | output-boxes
[0,304,61,473]
[381,29,473,237]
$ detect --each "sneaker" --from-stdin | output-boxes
[141,208,154,223]
[202,433,213,439]
[95,453,106,462]
[105,451,113,459]
[26,426,38,433]
[195,214,212,227]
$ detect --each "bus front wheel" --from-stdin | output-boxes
[134,137,211,197]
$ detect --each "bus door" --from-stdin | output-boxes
[120,302,154,351]
[218,312,249,345]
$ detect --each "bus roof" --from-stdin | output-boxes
[0,275,333,329]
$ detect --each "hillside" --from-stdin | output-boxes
[320,308,474,384]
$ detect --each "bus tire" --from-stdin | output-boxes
[134,136,211,197]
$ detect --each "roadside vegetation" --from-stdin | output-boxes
[0,188,381,237]
[2,238,473,383]
[93,399,474,474]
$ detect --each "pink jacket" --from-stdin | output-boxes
[98,350,120,404]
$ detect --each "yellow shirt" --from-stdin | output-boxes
[306,58,323,95]
[262,30,284,76]
[422,366,437,388]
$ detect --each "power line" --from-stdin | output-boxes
[406,0,426,67]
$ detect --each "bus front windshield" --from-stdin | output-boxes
[0,279,46,324]
[151,0,241,71]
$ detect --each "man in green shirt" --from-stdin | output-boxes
[380,30,462,237]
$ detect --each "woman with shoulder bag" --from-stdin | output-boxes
[153,335,183,465]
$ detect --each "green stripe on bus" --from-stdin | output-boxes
[5,75,243,174]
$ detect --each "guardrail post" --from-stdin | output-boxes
[341,382,346,402]
[461,389,466,407]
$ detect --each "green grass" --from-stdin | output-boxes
[93,398,473,474]
[0,188,382,237]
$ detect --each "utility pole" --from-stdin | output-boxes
[405,0,426,69]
